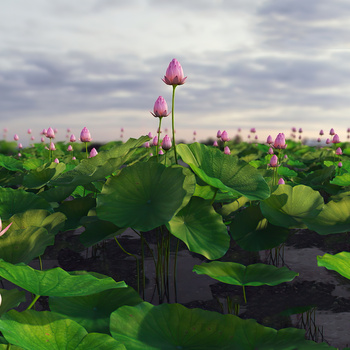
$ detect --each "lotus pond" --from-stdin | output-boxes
[1,133,350,349]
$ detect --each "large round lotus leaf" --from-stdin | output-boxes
[0,154,23,172]
[260,184,324,229]
[317,252,350,280]
[166,197,230,260]
[97,163,196,231]
[8,210,66,235]
[49,286,143,334]
[0,188,51,220]
[230,205,290,251]
[330,173,350,186]
[0,226,54,264]
[110,302,332,349]
[0,310,125,350]
[0,288,26,316]
[23,162,66,189]
[50,136,150,186]
[0,260,126,297]
[176,143,270,201]
[193,261,298,287]
[38,185,77,203]
[304,197,350,234]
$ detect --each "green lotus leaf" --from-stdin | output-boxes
[49,286,143,334]
[317,251,350,280]
[0,154,24,172]
[230,205,290,251]
[97,163,196,231]
[50,136,150,186]
[260,184,324,228]
[218,196,249,217]
[166,197,230,260]
[0,288,26,316]
[193,261,298,287]
[0,310,125,350]
[110,302,332,349]
[0,260,126,296]
[177,142,270,200]
[8,210,66,235]
[0,188,51,220]
[0,226,53,264]
[277,166,298,177]
[23,162,66,189]
[330,173,350,186]
[302,166,335,187]
[38,185,77,203]
[304,197,350,234]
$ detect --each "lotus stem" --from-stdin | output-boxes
[171,85,178,164]
[38,255,43,271]
[242,285,247,304]
[156,117,163,161]
[26,294,40,311]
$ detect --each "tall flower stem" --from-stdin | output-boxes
[85,142,88,159]
[26,294,40,311]
[171,85,178,164]
[156,117,163,161]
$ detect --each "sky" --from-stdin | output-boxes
[1,0,350,145]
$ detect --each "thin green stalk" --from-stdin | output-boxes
[210,188,218,206]
[156,117,163,161]
[171,85,178,164]
[85,142,88,159]
[114,236,140,294]
[26,294,40,311]
[6,343,11,350]
[242,285,247,304]
[38,255,43,271]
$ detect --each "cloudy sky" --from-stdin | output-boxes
[1,0,350,145]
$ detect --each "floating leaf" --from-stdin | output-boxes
[0,310,125,350]
[177,143,270,200]
[166,197,230,260]
[317,251,350,280]
[38,185,76,203]
[110,302,332,349]
[0,288,26,316]
[97,163,196,231]
[0,154,23,172]
[330,173,350,186]
[0,260,126,297]
[230,205,289,251]
[260,184,324,229]
[49,286,142,334]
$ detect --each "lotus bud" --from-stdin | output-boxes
[317,137,321,142]
[250,128,256,133]
[326,138,330,144]
[67,128,71,133]
[268,147,274,155]
[216,130,222,138]
[14,134,19,141]
[54,128,58,134]
[238,128,241,132]
[18,143,22,149]
[151,96,169,118]
[254,135,258,140]
[46,127,55,139]
[348,128,350,133]
[41,129,47,135]
[143,142,150,148]
[70,134,76,142]
[298,135,302,140]
[162,58,187,85]
[27,128,32,134]
[72,156,76,160]
[213,141,219,147]
[121,128,124,132]
[80,127,92,142]
[274,133,287,149]
[89,148,98,158]
[298,128,303,133]
[278,178,285,185]
[221,130,229,142]
[41,137,45,142]
[54,158,59,164]
[18,153,21,157]
[284,155,288,159]
[329,128,335,135]
[266,135,273,144]
[152,136,158,146]
[148,132,153,138]
[332,134,340,143]
[193,130,197,135]
[149,153,153,157]
[269,155,278,167]
[338,162,343,168]
[319,130,324,136]
[159,149,164,155]
[292,127,297,132]
[67,145,73,151]
[31,136,35,141]
[49,142,56,151]
[336,147,342,155]
[161,135,172,151]
[224,146,230,155]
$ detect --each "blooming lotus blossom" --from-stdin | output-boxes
[161,135,172,151]
[266,135,273,144]
[67,145,73,151]
[269,155,278,167]
[224,146,230,155]
[221,130,229,142]
[46,127,55,139]
[14,134,19,141]
[278,178,285,185]
[90,148,98,158]
[216,130,222,138]
[54,158,59,163]
[162,58,187,85]
[213,140,219,147]
[80,127,92,142]
[336,147,342,155]
[274,133,287,149]
[329,128,335,135]
[332,134,340,143]
[151,96,169,118]
[0,218,12,237]
[70,134,76,142]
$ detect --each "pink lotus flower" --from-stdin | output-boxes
[269,155,278,167]
[80,127,92,142]
[317,137,321,142]
[54,128,58,134]
[41,129,47,135]
[292,127,297,133]
[14,134,19,141]
[216,130,222,138]
[329,128,335,135]
[31,136,35,141]
[161,135,172,151]
[46,127,55,139]
[54,158,59,164]
[254,135,258,140]
[332,134,340,143]
[326,138,330,144]
[70,134,76,142]
[121,128,124,132]
[268,147,274,155]
[151,96,169,118]
[224,146,230,155]
[298,128,303,133]
[0,218,12,237]
[49,142,56,151]
[266,135,273,144]
[273,133,287,149]
[152,136,158,146]
[250,128,256,133]
[148,132,153,138]
[221,130,229,142]
[18,143,23,149]
[338,162,343,168]
[27,129,32,134]
[348,128,350,133]
[67,128,71,133]
[193,130,197,135]
[143,142,150,148]
[67,145,73,151]
[319,130,324,136]
[278,178,285,185]
[336,147,342,155]
[238,128,242,132]
[213,141,219,147]
[149,153,153,157]
[159,149,164,155]
[41,137,45,142]
[162,58,187,85]
[89,148,98,158]
[72,156,76,160]
[17,153,21,157]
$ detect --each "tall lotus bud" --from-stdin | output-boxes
[49,142,56,151]
[14,134,19,141]
[278,178,285,185]
[332,134,340,143]
[298,128,303,133]
[292,127,297,133]
[162,58,187,85]
[330,128,335,135]
[41,128,47,135]
[152,136,158,146]
[317,137,321,142]
[338,162,343,168]
[89,148,98,158]
[273,133,287,149]
[216,130,222,138]
[336,147,342,155]
[161,135,172,151]
[266,135,273,144]
[18,143,23,149]
[268,147,274,155]
[221,130,229,142]
[46,127,55,139]
[150,96,169,118]
[67,145,73,151]
[80,127,92,142]
[27,129,32,134]
[326,138,331,144]
[41,137,45,142]
[54,158,59,164]
[319,130,324,136]
[269,155,278,167]
[159,149,164,155]
[213,141,219,147]
[224,146,230,155]
[70,134,76,142]
[143,142,150,148]
[250,128,256,133]
[148,132,153,138]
